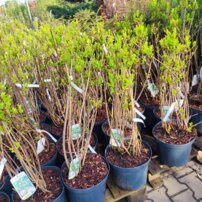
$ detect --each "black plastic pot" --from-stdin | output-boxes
[152,122,196,167]
[61,157,109,202]
[190,108,202,135]
[140,101,160,132]
[0,191,10,202]
[93,120,107,146]
[105,141,152,190]
[0,175,12,196]
[12,166,68,202]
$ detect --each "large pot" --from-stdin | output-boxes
[105,141,152,190]
[152,122,196,167]
[61,156,109,202]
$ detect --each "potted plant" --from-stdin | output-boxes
[101,13,152,190]
[152,21,198,166]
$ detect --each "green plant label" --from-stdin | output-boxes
[36,137,46,154]
[71,124,81,140]
[110,129,122,147]
[0,157,7,179]
[162,106,170,119]
[68,157,80,180]
[10,171,36,200]
[162,103,176,122]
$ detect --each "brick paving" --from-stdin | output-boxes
[145,160,202,202]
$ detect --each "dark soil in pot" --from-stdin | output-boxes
[51,125,63,138]
[62,153,108,189]
[57,134,97,157]
[153,122,197,144]
[189,94,202,110]
[102,122,140,139]
[0,193,9,202]
[13,168,62,202]
[95,105,108,123]
[105,143,150,168]
[140,95,160,108]
[38,142,57,165]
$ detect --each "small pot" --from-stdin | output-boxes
[61,156,109,202]
[152,121,196,167]
[105,141,152,190]
[0,192,10,202]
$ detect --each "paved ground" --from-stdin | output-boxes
[145,160,202,202]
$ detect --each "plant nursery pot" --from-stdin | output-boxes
[0,192,10,202]
[12,166,68,202]
[61,154,109,202]
[0,175,12,196]
[152,122,196,167]
[105,141,152,190]
[93,120,107,145]
[190,108,202,135]
[140,100,160,132]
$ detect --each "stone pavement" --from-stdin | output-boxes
[145,160,202,202]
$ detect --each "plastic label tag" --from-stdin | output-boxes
[110,129,123,147]
[37,138,46,154]
[71,124,81,140]
[132,118,144,124]
[16,84,40,88]
[46,88,52,101]
[192,74,199,86]
[134,107,146,120]
[103,44,108,54]
[88,145,96,154]
[36,129,57,143]
[10,171,36,200]
[147,80,159,97]
[44,79,51,83]
[69,76,83,94]
[163,102,176,122]
[162,106,170,121]
[174,99,184,111]
[0,158,7,179]
[133,100,140,108]
[69,157,80,180]
[200,67,202,81]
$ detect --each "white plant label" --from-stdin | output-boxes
[36,138,46,154]
[44,79,52,83]
[69,157,80,180]
[103,44,108,54]
[0,158,7,179]
[110,129,123,147]
[163,102,176,122]
[88,145,96,154]
[134,107,146,120]
[36,129,57,143]
[147,80,159,97]
[46,88,52,101]
[132,118,144,124]
[71,124,81,140]
[16,83,40,88]
[175,99,184,111]
[10,171,36,200]
[192,74,199,86]
[69,76,83,94]
[133,100,140,108]
[162,106,170,120]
